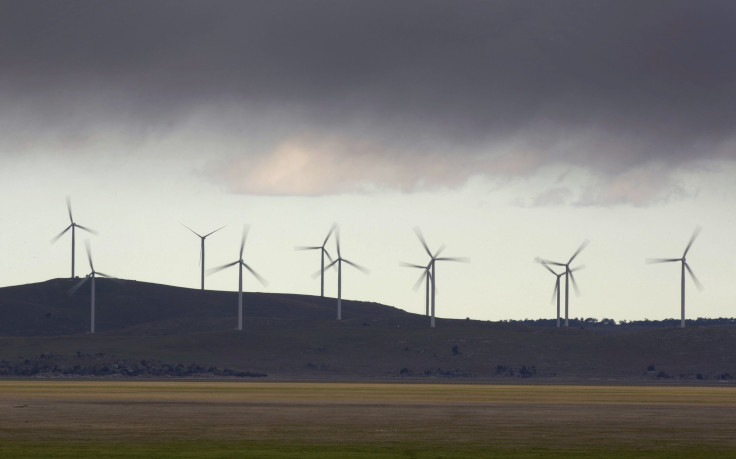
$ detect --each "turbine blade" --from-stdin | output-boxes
[646,258,680,264]
[240,225,249,259]
[203,225,226,238]
[414,227,433,258]
[538,258,566,267]
[550,280,559,304]
[324,258,339,270]
[683,226,702,257]
[85,240,94,272]
[95,271,114,279]
[207,260,239,274]
[435,256,470,263]
[324,249,335,265]
[295,246,321,251]
[342,258,369,274]
[569,270,581,296]
[570,264,585,273]
[568,239,590,263]
[400,262,427,269]
[75,224,98,235]
[412,271,426,291]
[68,276,89,295]
[66,196,73,223]
[50,225,72,243]
[242,262,269,287]
[684,262,703,291]
[539,261,557,276]
[314,259,339,278]
[181,223,203,238]
[433,244,447,258]
[336,228,341,259]
[323,223,337,247]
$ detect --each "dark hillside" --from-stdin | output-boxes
[0,279,735,382]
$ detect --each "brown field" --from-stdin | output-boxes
[1,381,735,457]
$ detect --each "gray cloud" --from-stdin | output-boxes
[2,0,735,200]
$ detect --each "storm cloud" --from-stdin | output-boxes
[2,0,735,200]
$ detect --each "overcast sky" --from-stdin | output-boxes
[2,1,736,323]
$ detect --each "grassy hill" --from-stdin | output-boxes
[0,279,735,382]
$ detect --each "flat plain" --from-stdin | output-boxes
[1,381,735,458]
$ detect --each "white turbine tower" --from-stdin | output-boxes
[537,240,588,328]
[318,229,368,320]
[68,240,115,334]
[209,226,268,331]
[400,260,432,316]
[414,227,469,328]
[296,224,336,297]
[51,197,97,278]
[647,226,703,328]
[182,223,225,290]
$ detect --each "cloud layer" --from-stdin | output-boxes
[2,1,735,201]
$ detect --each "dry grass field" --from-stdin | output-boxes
[1,381,735,457]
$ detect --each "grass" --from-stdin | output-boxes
[1,381,735,457]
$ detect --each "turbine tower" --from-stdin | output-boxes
[68,240,115,334]
[51,197,97,278]
[182,223,225,290]
[400,261,432,316]
[414,227,469,328]
[318,229,368,320]
[647,226,703,328]
[209,226,268,331]
[296,224,336,297]
[538,240,588,328]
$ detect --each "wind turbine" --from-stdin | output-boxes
[647,226,703,328]
[182,223,225,290]
[208,226,268,331]
[537,240,588,328]
[536,259,584,328]
[414,227,469,328]
[51,197,97,278]
[68,240,115,334]
[295,224,336,297]
[317,229,368,320]
[400,261,432,316]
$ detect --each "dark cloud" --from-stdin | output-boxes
[2,0,736,193]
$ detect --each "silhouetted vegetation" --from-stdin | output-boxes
[507,317,736,329]
[0,353,266,378]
